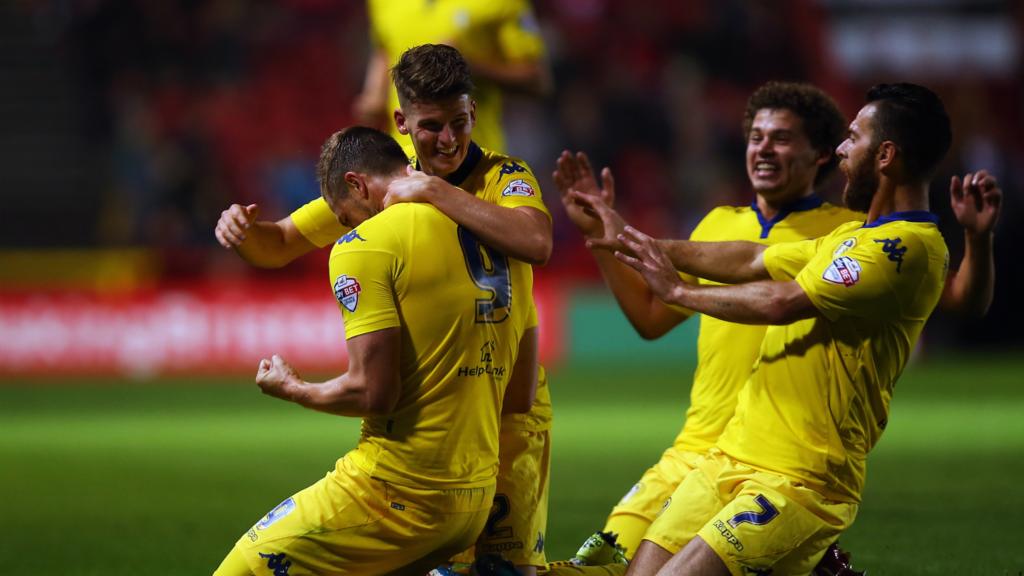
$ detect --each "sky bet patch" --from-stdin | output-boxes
[334,275,361,312]
[823,256,862,287]
[501,178,535,197]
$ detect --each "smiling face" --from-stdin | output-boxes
[395,95,475,178]
[745,108,827,205]
[836,104,881,213]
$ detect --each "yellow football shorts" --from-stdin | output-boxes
[450,423,551,567]
[220,454,494,576]
[644,450,858,576]
[602,446,702,557]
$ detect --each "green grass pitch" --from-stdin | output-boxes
[2,355,1022,575]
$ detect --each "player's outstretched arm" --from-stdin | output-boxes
[352,48,391,130]
[503,327,539,414]
[450,6,553,97]
[255,328,401,417]
[385,169,552,265]
[462,54,552,97]
[574,192,771,285]
[940,170,1001,317]
[214,203,317,268]
[555,150,690,339]
[615,226,816,325]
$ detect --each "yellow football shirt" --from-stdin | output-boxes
[293,143,554,430]
[673,198,863,453]
[718,212,949,502]
[368,0,546,154]
[328,202,535,489]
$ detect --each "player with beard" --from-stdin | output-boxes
[551,82,998,575]
[571,83,1001,575]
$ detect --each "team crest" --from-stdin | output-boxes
[501,178,535,197]
[823,256,862,287]
[256,497,295,530]
[333,275,362,312]
[833,238,856,257]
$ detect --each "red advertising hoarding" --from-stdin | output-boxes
[0,280,563,377]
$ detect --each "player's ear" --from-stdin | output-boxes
[469,100,477,126]
[344,171,369,200]
[815,149,831,168]
[877,141,898,172]
[394,108,409,135]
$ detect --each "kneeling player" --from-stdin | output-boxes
[213,127,538,575]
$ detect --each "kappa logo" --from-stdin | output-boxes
[501,178,535,197]
[334,275,362,312]
[823,256,862,287]
[499,161,528,178]
[256,498,295,530]
[874,237,907,272]
[337,229,366,245]
[258,552,292,576]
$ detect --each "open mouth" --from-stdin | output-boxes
[752,161,780,178]
[437,144,458,157]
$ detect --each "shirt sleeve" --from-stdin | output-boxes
[764,237,822,281]
[291,197,349,249]
[794,235,903,322]
[490,158,551,219]
[327,227,401,340]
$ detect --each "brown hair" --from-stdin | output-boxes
[391,44,474,105]
[316,126,408,202]
[743,82,847,187]
[866,83,951,183]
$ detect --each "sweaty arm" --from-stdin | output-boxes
[572,191,770,284]
[434,188,552,265]
[614,226,816,325]
[656,238,771,285]
[386,171,552,265]
[502,327,539,414]
[663,280,816,326]
[255,328,401,417]
[214,203,318,269]
[593,249,692,339]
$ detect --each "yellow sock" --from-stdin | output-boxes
[603,514,653,559]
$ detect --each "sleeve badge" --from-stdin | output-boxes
[501,178,535,197]
[333,275,361,312]
[823,256,862,287]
